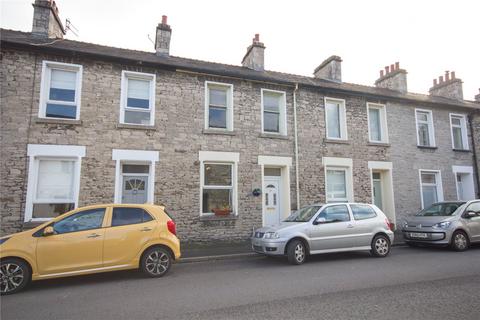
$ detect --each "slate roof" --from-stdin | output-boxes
[1,28,478,110]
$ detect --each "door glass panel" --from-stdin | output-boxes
[53,208,105,234]
[318,205,350,223]
[112,207,148,226]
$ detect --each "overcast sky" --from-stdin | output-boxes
[1,0,479,99]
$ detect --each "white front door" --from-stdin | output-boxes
[264,177,281,226]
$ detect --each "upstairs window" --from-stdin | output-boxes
[415,109,435,147]
[367,103,388,143]
[205,82,233,131]
[262,89,287,135]
[450,114,469,150]
[120,71,156,126]
[325,98,347,140]
[39,61,82,120]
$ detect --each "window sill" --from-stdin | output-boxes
[199,214,238,221]
[259,133,289,140]
[367,142,391,147]
[417,145,438,150]
[202,129,236,136]
[35,118,82,125]
[324,138,350,145]
[452,148,471,153]
[116,123,156,130]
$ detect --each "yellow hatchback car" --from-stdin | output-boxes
[0,204,180,294]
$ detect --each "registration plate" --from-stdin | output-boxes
[409,232,428,239]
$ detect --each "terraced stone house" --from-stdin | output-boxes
[1,0,480,241]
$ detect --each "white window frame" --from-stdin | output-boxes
[449,113,469,150]
[415,108,436,147]
[323,157,354,203]
[25,144,86,222]
[324,97,347,140]
[418,169,444,209]
[120,70,156,126]
[38,60,83,120]
[452,165,475,201]
[261,89,287,135]
[367,103,389,143]
[204,81,234,131]
[112,149,159,204]
[199,151,239,216]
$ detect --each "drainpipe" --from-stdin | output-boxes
[468,113,480,198]
[293,83,300,209]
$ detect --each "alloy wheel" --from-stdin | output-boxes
[373,237,390,256]
[0,263,25,294]
[145,250,170,276]
[454,233,467,250]
[294,244,305,263]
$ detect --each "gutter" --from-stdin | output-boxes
[468,112,480,197]
[293,83,300,209]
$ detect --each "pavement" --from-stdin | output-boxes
[3,244,479,320]
[180,230,406,262]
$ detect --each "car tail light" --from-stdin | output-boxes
[385,218,392,231]
[167,220,176,235]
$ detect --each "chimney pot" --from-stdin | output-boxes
[395,62,400,70]
[385,66,389,73]
[445,71,450,81]
[451,71,456,79]
[254,34,260,42]
[390,64,395,72]
[433,79,437,86]
[242,34,265,71]
[155,15,172,56]
[439,76,444,83]
[375,62,408,92]
[380,70,384,77]
[162,15,168,25]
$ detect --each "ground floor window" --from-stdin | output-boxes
[25,144,85,221]
[323,157,354,203]
[419,170,443,208]
[199,151,239,216]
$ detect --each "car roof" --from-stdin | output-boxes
[72,203,164,210]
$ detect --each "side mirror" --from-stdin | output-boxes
[43,226,55,236]
[464,211,477,219]
[314,217,327,225]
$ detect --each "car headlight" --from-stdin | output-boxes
[402,220,408,228]
[264,232,280,239]
[432,221,451,229]
[0,237,10,245]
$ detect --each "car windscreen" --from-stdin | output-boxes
[284,206,322,222]
[416,202,464,217]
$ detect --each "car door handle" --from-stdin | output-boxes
[140,227,152,232]
[347,224,354,228]
[87,233,101,238]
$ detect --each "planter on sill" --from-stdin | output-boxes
[212,209,232,216]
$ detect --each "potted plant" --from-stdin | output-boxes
[212,204,232,216]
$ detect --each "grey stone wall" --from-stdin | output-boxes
[1,48,478,241]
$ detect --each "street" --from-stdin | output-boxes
[1,245,480,320]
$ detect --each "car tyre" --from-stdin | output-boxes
[371,234,391,257]
[140,246,172,278]
[450,230,469,252]
[0,258,31,295]
[287,240,307,265]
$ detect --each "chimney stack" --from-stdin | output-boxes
[475,89,480,103]
[374,62,408,93]
[429,71,463,101]
[31,0,65,39]
[241,34,265,71]
[313,55,342,82]
[155,15,172,56]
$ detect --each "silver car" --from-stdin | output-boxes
[402,200,480,251]
[251,203,394,265]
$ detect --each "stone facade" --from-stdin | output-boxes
[1,17,479,242]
